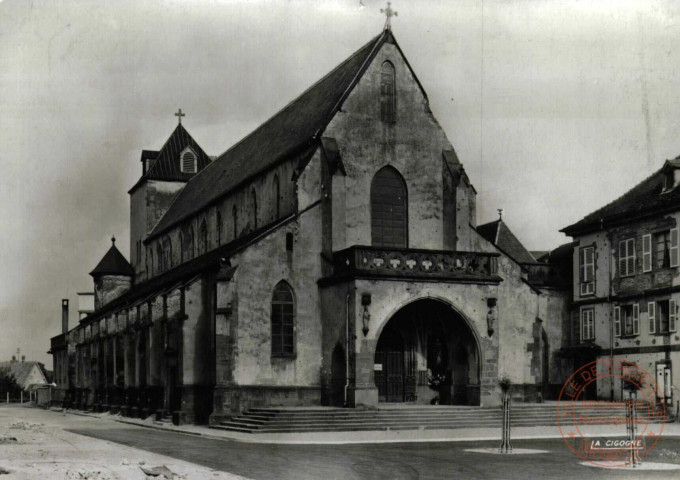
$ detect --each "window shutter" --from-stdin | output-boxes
[619,241,626,276]
[671,299,677,333]
[633,303,640,335]
[648,302,656,334]
[614,306,621,337]
[642,234,652,272]
[671,228,679,268]
[579,249,585,282]
[627,239,636,275]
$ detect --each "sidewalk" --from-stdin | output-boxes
[57,408,680,445]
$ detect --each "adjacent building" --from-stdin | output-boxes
[562,159,680,405]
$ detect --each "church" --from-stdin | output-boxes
[49,23,572,425]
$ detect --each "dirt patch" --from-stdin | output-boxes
[657,448,680,464]
[64,469,117,480]
[9,422,45,432]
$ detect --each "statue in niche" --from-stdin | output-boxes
[487,298,498,337]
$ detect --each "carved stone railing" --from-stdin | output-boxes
[332,246,500,281]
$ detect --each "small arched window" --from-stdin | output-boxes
[273,175,280,220]
[380,62,396,123]
[251,189,258,230]
[216,210,222,245]
[199,219,208,255]
[232,205,238,239]
[371,166,407,248]
[181,226,194,262]
[180,149,197,173]
[271,281,295,357]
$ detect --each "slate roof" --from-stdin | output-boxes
[77,214,297,323]
[562,160,680,236]
[89,241,135,277]
[476,219,537,265]
[0,361,48,389]
[148,29,407,240]
[129,124,212,193]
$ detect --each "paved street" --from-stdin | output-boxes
[70,424,680,479]
[3,405,680,479]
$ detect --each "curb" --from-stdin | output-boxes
[54,409,680,445]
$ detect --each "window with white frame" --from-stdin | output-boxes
[581,308,595,341]
[650,299,677,334]
[615,304,639,337]
[619,238,636,277]
[579,247,595,296]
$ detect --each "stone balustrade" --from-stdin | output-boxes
[332,246,500,281]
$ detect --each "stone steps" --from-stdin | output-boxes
[211,403,665,434]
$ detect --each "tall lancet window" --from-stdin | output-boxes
[199,219,208,255]
[380,62,396,123]
[273,174,280,220]
[216,209,222,245]
[232,205,238,239]
[251,189,258,231]
[370,166,407,248]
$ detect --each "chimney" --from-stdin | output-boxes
[21,355,25,363]
[62,299,69,334]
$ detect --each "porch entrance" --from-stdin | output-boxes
[374,299,480,405]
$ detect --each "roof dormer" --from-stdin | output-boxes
[661,159,680,193]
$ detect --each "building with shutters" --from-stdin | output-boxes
[49,26,572,424]
[562,159,680,404]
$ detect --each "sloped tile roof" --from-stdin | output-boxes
[148,30,393,240]
[89,242,135,277]
[129,124,212,193]
[477,219,537,264]
[0,361,47,389]
[562,160,680,235]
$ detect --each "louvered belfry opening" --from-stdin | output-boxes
[181,150,196,173]
[371,166,407,248]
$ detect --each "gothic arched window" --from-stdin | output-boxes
[370,166,407,248]
[380,62,396,123]
[181,226,194,262]
[273,175,280,220]
[163,237,172,270]
[232,205,238,239]
[216,209,222,245]
[271,281,295,357]
[199,219,208,255]
[157,244,163,273]
[251,189,258,230]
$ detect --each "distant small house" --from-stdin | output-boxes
[0,358,51,392]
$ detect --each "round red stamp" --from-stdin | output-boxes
[557,357,666,468]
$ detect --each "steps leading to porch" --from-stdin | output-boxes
[210,402,666,434]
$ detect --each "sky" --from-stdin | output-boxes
[2,0,680,365]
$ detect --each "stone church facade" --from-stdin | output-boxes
[50,28,572,424]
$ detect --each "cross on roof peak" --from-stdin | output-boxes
[381,2,397,31]
[175,108,185,125]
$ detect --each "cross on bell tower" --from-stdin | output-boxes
[175,108,185,125]
[381,2,397,31]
